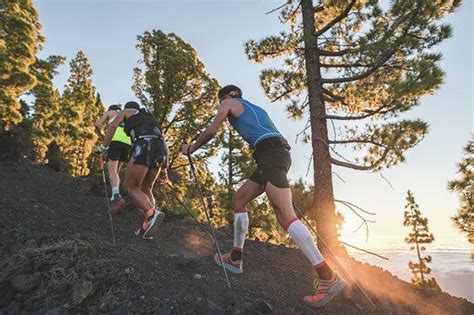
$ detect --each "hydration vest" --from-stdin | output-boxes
[124,108,163,142]
[228,98,282,149]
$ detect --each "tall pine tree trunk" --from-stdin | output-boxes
[301,0,341,256]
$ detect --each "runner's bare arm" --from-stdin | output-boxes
[94,111,111,136]
[103,111,125,147]
[182,103,231,154]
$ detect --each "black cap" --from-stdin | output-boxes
[108,104,122,111]
[124,101,140,110]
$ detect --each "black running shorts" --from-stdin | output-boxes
[131,137,168,168]
[249,137,292,189]
[107,141,131,163]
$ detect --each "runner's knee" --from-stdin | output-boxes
[232,192,247,210]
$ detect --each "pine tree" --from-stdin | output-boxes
[31,55,66,162]
[403,190,440,290]
[245,0,460,252]
[448,136,473,244]
[60,51,100,176]
[0,0,43,130]
[133,30,220,214]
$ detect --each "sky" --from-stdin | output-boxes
[34,1,472,250]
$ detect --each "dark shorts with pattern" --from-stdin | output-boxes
[131,137,168,168]
[249,137,292,189]
[107,141,131,163]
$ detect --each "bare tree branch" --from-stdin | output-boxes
[340,241,389,260]
[335,199,375,242]
[295,118,311,144]
[335,199,376,215]
[265,1,292,15]
[332,171,346,183]
[316,0,356,37]
[324,102,390,120]
[305,154,313,177]
[379,171,395,189]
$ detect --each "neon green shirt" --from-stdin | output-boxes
[111,123,131,145]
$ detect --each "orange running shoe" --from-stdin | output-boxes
[214,252,243,274]
[303,274,346,308]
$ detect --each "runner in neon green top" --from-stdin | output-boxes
[111,122,131,145]
[95,104,131,215]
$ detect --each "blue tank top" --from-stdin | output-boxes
[228,98,282,149]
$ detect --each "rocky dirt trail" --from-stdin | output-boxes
[0,161,472,314]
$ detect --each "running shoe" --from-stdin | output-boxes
[134,209,165,240]
[110,193,126,217]
[303,274,346,308]
[214,252,243,274]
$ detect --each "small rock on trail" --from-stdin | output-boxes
[71,281,96,305]
[11,273,41,293]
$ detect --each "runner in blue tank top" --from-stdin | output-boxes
[181,85,345,308]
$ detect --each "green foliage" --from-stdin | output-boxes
[132,30,221,218]
[0,0,43,130]
[246,0,459,171]
[448,136,473,244]
[59,51,102,176]
[31,55,66,162]
[403,190,440,291]
[0,100,33,161]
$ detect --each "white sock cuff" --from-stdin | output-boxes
[233,212,249,249]
[111,186,120,195]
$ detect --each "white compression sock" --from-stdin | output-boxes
[287,219,325,266]
[233,211,249,250]
[111,186,120,198]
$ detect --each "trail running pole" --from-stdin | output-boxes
[99,155,117,246]
[187,154,232,289]
[292,203,377,309]
[166,189,214,240]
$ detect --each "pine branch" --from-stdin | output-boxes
[322,87,345,102]
[318,48,352,56]
[321,5,421,85]
[315,0,356,37]
[331,142,393,170]
[280,2,302,23]
[321,51,394,84]
[329,139,389,149]
[324,100,393,120]
[271,88,294,103]
[320,62,374,68]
